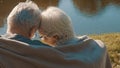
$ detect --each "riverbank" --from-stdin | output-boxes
[89,33,120,68]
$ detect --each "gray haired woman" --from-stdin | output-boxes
[38,7,112,68]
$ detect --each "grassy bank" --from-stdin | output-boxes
[89,33,120,68]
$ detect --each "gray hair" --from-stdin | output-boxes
[39,7,75,44]
[7,1,41,34]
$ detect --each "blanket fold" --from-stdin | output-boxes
[0,37,111,68]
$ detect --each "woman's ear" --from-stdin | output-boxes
[53,34,60,40]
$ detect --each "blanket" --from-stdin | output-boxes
[0,37,112,68]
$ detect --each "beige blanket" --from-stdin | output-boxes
[0,37,112,68]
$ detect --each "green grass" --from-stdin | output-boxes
[89,33,120,68]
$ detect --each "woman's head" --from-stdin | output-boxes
[38,7,75,47]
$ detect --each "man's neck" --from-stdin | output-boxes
[6,32,31,39]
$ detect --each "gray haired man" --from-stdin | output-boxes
[1,1,45,46]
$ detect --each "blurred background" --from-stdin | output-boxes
[0,0,120,35]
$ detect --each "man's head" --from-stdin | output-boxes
[7,1,41,39]
[39,7,75,46]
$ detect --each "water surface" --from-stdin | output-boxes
[0,0,120,36]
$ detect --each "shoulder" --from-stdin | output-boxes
[78,35,106,49]
[94,40,105,48]
[86,37,106,49]
[87,39,107,52]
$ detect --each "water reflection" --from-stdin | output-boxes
[112,0,120,5]
[73,0,120,15]
[101,0,120,8]
[101,0,111,8]
[34,0,59,10]
[0,0,120,35]
[73,0,99,15]
[59,0,120,35]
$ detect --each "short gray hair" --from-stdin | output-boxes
[39,7,75,44]
[7,1,41,33]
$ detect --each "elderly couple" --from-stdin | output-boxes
[0,1,112,68]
